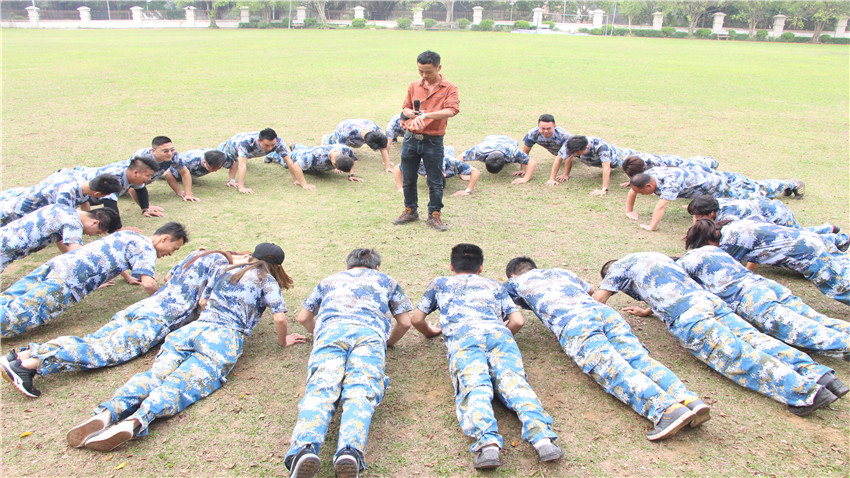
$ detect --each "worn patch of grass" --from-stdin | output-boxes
[1,29,848,477]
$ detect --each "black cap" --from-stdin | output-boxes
[252,242,284,265]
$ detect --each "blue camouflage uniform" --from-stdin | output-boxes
[416,146,471,178]
[718,219,850,305]
[386,114,404,143]
[286,268,413,468]
[71,161,138,202]
[217,132,290,168]
[321,119,384,148]
[634,152,719,170]
[522,126,572,156]
[0,174,92,226]
[285,144,357,172]
[599,252,826,406]
[678,246,850,359]
[463,135,530,166]
[95,264,287,436]
[417,274,558,453]
[168,148,216,178]
[24,250,229,376]
[0,204,84,272]
[647,165,798,201]
[0,231,157,338]
[556,136,636,169]
[131,147,175,183]
[504,268,699,425]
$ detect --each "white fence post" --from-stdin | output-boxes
[25,6,40,27]
[835,16,848,38]
[652,11,664,30]
[240,6,250,23]
[130,6,143,27]
[354,6,365,20]
[185,6,196,27]
[532,7,543,28]
[78,6,91,28]
[772,14,786,38]
[712,12,726,34]
[472,6,483,25]
[295,6,306,26]
[591,9,604,29]
[412,7,423,26]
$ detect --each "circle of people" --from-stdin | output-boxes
[1,109,848,477]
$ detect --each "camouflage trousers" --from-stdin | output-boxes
[721,174,796,200]
[448,330,557,453]
[96,321,243,436]
[0,264,75,338]
[803,251,850,306]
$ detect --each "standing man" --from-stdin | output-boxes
[393,50,460,232]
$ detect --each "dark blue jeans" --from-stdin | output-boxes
[400,135,444,214]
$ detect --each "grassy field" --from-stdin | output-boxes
[1,29,848,477]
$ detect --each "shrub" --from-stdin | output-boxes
[779,31,795,42]
[590,28,603,35]
[756,29,768,40]
[479,19,494,31]
[351,18,366,28]
[270,20,288,28]
[258,22,269,29]
[632,29,664,37]
[661,26,675,37]
[238,21,255,28]
[694,28,712,38]
[396,17,412,29]
[792,36,809,43]
[577,27,590,33]
[457,18,470,29]
[673,31,688,38]
[612,27,628,36]
[514,20,530,29]
[424,18,436,28]
[303,17,319,28]
[831,37,850,44]
[727,30,736,40]
[544,20,555,29]
[819,34,831,42]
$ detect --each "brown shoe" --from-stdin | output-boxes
[425,211,448,231]
[392,207,419,225]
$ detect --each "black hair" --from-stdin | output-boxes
[154,221,189,244]
[622,156,647,178]
[565,135,588,155]
[89,207,122,233]
[538,114,555,124]
[417,50,441,66]
[629,173,652,189]
[364,131,388,150]
[346,248,382,269]
[484,152,506,174]
[335,154,355,173]
[203,150,226,169]
[687,195,720,216]
[685,218,724,250]
[129,155,159,172]
[600,259,617,279]
[259,128,278,141]
[89,174,122,195]
[151,136,172,148]
[450,243,484,273]
[505,256,537,278]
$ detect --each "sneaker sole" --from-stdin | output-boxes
[67,416,108,448]
[539,448,564,462]
[333,456,359,478]
[291,454,320,478]
[0,361,39,398]
[84,428,133,452]
[688,404,712,428]
[647,411,694,441]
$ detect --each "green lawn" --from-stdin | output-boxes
[1,29,848,477]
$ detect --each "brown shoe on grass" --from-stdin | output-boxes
[426,211,447,231]
[392,207,419,225]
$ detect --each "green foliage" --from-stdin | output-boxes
[303,17,319,28]
[779,31,795,42]
[396,17,412,29]
[791,36,810,43]
[457,18,470,29]
[673,31,688,38]
[756,29,769,40]
[351,18,366,28]
[577,27,590,33]
[479,19,495,31]
[613,28,629,36]
[819,34,831,42]
[694,28,712,39]
[424,18,437,28]
[270,19,289,28]
[661,26,676,37]
[727,30,737,40]
[513,20,530,30]
[631,29,665,37]
[238,21,255,28]
[257,22,269,29]
[590,28,603,35]
[830,37,850,44]
[544,21,555,29]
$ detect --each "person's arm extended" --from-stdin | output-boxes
[283,155,316,191]
[545,155,565,186]
[347,162,363,182]
[379,148,393,173]
[164,170,185,198]
[179,168,198,201]
[622,305,653,317]
[453,167,480,196]
[235,157,253,194]
[296,308,317,334]
[512,158,537,185]
[592,289,614,304]
[387,311,412,347]
[274,312,307,347]
[139,274,158,295]
[504,311,525,335]
[592,162,612,196]
[746,262,758,272]
[641,199,669,231]
[625,189,639,220]
[520,144,532,155]
[410,309,441,337]
[56,242,82,254]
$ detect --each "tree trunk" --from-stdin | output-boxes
[628,16,632,32]
[314,0,328,26]
[810,21,825,43]
[748,19,757,37]
[688,16,698,34]
[445,0,454,23]
[263,4,272,23]
[209,3,219,28]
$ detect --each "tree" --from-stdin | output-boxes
[618,1,648,30]
[312,0,328,26]
[731,1,780,38]
[788,1,850,43]
[675,1,720,34]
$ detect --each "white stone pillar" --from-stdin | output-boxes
[532,7,543,28]
[25,6,39,27]
[240,6,250,23]
[295,6,306,24]
[130,6,143,27]
[772,14,786,38]
[412,7,423,26]
[652,11,664,30]
[185,6,196,27]
[591,9,604,29]
[712,12,726,33]
[78,6,91,28]
[354,6,365,19]
[835,16,848,38]
[472,6,483,25]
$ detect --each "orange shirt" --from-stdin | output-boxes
[402,74,459,136]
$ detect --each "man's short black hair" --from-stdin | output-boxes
[622,156,647,178]
[346,248,382,269]
[600,259,617,279]
[687,195,720,216]
[451,243,484,273]
[154,221,189,244]
[129,155,159,172]
[259,128,278,141]
[484,152,506,174]
[364,131,388,150]
[89,174,122,195]
[506,256,537,278]
[90,207,122,233]
[417,50,441,66]
[335,154,355,173]
[203,150,226,169]
[538,114,555,124]
[630,173,652,189]
[151,136,172,148]
[566,135,588,155]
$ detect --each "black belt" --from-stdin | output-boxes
[404,132,443,140]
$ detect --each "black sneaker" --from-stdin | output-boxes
[783,180,805,199]
[0,359,40,398]
[646,404,693,441]
[818,373,849,399]
[788,387,838,416]
[287,446,320,478]
[0,348,17,369]
[333,446,362,478]
[683,398,711,428]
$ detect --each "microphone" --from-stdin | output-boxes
[414,100,420,114]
